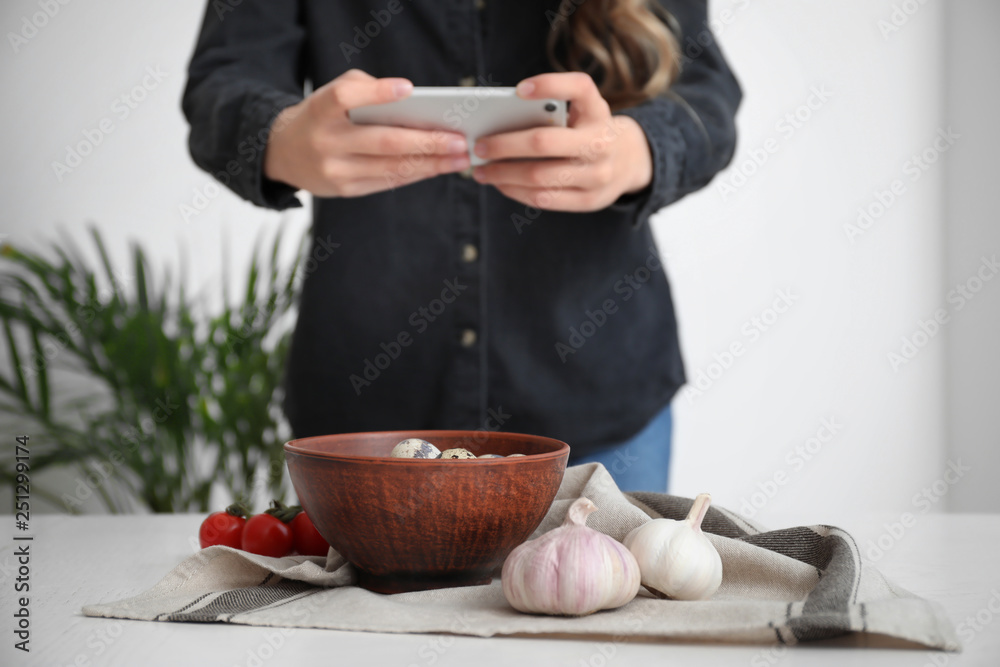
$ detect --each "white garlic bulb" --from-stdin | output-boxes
[501,497,641,616]
[389,438,441,459]
[623,493,723,601]
[440,447,476,459]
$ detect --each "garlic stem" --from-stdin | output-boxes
[567,497,597,526]
[685,493,712,531]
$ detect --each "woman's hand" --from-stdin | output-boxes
[471,72,653,212]
[264,69,470,198]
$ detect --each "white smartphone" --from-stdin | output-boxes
[348,87,568,166]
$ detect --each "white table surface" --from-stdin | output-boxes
[1,511,998,667]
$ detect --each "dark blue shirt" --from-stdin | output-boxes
[182,0,741,457]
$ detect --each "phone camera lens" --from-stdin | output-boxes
[544,102,557,113]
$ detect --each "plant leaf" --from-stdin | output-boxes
[29,326,50,419]
[1,317,29,404]
[89,226,123,307]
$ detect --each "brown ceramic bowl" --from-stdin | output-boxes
[284,430,569,594]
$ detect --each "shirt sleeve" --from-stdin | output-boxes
[181,0,307,211]
[610,0,743,227]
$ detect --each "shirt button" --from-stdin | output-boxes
[459,75,476,87]
[462,244,478,263]
[458,166,474,179]
[475,0,486,10]
[460,329,478,348]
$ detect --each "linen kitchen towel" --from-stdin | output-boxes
[82,464,960,650]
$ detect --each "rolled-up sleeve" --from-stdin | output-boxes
[611,0,742,227]
[181,0,307,210]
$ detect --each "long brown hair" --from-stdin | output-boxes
[547,0,682,110]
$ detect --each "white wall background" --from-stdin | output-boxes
[1,1,995,519]
[662,0,952,526]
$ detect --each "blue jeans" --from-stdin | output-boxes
[570,404,672,493]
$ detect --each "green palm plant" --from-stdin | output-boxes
[0,226,306,513]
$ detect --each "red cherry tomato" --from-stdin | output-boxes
[242,513,294,557]
[291,511,331,557]
[199,511,246,549]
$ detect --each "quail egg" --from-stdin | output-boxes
[390,438,441,459]
[440,447,477,459]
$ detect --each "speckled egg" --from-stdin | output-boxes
[506,453,526,458]
[440,447,477,460]
[479,454,503,459]
[390,438,441,459]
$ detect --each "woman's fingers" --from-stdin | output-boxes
[314,69,414,114]
[320,153,470,196]
[516,72,610,126]
[343,125,468,157]
[474,127,580,161]
[278,69,628,202]
[266,69,478,198]
[473,158,612,191]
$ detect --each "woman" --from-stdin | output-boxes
[182,0,741,492]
